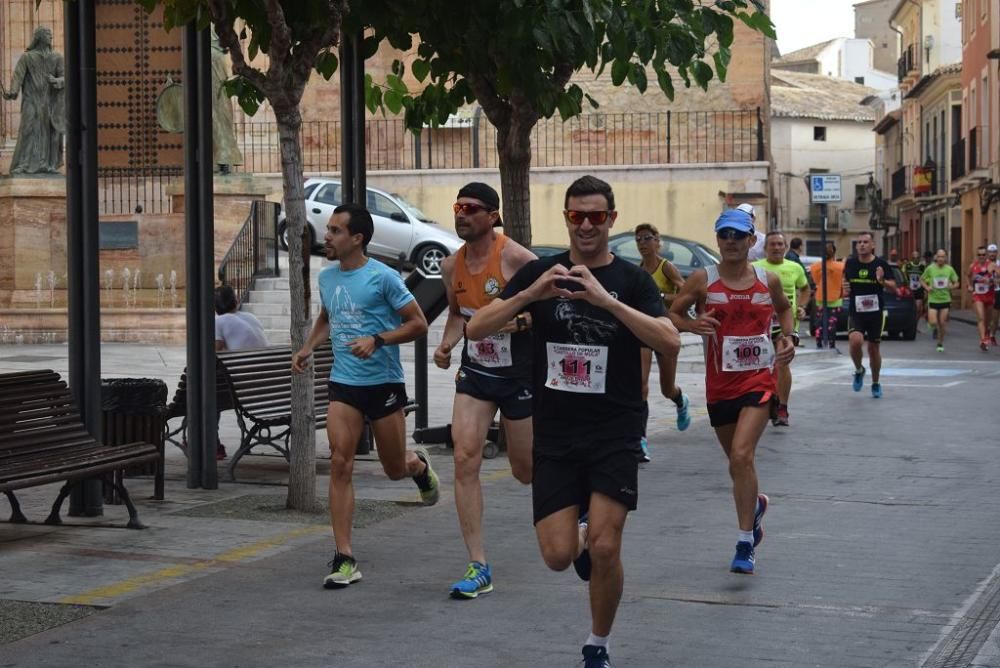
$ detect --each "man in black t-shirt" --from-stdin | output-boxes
[842,231,896,398]
[467,176,680,668]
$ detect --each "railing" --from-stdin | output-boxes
[970,127,979,173]
[891,166,909,200]
[969,126,989,171]
[232,109,765,174]
[97,166,183,215]
[897,44,916,82]
[951,138,966,181]
[217,200,281,305]
[793,218,826,230]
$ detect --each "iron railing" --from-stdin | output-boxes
[951,138,966,181]
[97,166,183,215]
[897,44,916,82]
[232,109,765,174]
[217,200,280,304]
[891,166,909,200]
[969,126,989,171]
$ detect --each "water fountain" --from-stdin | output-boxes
[169,269,178,308]
[156,273,165,308]
[122,267,131,308]
[132,268,141,307]
[47,270,57,307]
[104,269,114,300]
[34,273,43,309]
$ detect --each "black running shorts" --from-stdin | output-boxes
[455,366,533,420]
[328,381,407,421]
[707,391,775,428]
[929,301,951,311]
[531,439,639,524]
[848,310,886,343]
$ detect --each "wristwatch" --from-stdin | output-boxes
[372,334,386,350]
[516,313,528,331]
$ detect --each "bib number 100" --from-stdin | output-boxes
[734,344,763,361]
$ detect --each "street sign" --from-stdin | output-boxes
[810,174,842,203]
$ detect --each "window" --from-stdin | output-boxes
[304,182,320,200]
[855,184,869,209]
[367,191,405,220]
[854,76,865,85]
[814,126,827,141]
[315,184,341,205]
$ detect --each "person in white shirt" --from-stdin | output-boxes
[215,285,268,351]
[738,203,767,261]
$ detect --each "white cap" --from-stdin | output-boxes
[736,202,755,219]
[989,243,998,252]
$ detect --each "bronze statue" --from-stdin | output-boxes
[210,33,243,173]
[3,27,65,175]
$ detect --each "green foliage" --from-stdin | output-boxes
[352,0,775,131]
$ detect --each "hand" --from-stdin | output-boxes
[875,265,885,282]
[523,263,573,302]
[558,265,616,309]
[774,335,795,366]
[796,306,806,320]
[689,308,720,336]
[291,347,312,374]
[347,335,376,359]
[433,342,453,369]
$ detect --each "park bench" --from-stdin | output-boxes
[163,361,235,452]
[0,370,159,529]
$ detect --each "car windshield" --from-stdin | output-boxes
[391,193,433,222]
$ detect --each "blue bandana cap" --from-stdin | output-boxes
[714,209,755,234]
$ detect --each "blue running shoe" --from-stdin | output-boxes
[730,541,755,574]
[675,392,691,432]
[582,645,612,668]
[573,512,591,582]
[753,493,768,547]
[852,366,866,392]
[638,436,651,463]
[450,561,493,599]
[871,382,882,398]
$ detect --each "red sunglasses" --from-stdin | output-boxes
[453,202,493,215]
[564,210,612,225]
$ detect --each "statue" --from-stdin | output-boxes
[210,33,243,174]
[2,27,65,175]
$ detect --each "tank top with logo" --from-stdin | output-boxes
[969,261,994,297]
[703,265,777,404]
[649,258,680,297]
[453,234,531,378]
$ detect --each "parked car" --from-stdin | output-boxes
[278,178,462,275]
[606,232,720,278]
[803,260,917,340]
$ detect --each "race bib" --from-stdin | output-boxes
[909,276,921,290]
[545,342,608,394]
[722,334,774,372]
[467,333,512,368]
[974,282,990,295]
[855,294,880,312]
[933,277,949,289]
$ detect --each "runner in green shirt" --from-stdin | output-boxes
[753,232,810,426]
[920,250,959,353]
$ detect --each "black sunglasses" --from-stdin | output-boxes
[717,228,751,240]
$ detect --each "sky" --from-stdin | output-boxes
[770,0,860,55]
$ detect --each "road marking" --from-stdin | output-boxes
[826,381,964,388]
[58,524,327,606]
[920,561,1000,667]
[878,368,966,377]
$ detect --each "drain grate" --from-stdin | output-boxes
[923,569,1000,667]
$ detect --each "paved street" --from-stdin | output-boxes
[1,319,999,666]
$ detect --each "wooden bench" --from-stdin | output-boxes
[218,344,335,480]
[0,370,159,529]
[163,361,235,452]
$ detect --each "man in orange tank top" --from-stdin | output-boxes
[669,209,795,575]
[433,182,537,599]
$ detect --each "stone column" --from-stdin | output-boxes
[0,176,67,308]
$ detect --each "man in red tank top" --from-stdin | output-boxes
[433,182,537,599]
[669,209,795,575]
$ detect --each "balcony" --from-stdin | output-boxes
[891,166,909,200]
[897,44,917,83]
[951,138,966,181]
[969,126,989,172]
[914,164,947,197]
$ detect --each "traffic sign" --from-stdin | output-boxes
[810,174,842,203]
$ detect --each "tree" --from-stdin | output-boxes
[138,0,348,511]
[352,0,775,246]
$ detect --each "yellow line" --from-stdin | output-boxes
[59,525,327,606]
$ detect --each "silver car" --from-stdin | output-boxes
[278,178,462,275]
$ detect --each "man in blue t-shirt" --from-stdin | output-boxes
[292,203,439,590]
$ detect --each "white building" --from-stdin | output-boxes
[773,37,898,91]
[771,71,879,255]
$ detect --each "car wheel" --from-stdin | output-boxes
[414,244,447,275]
[278,222,315,253]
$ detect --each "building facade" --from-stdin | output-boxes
[855,0,900,74]
[773,37,897,91]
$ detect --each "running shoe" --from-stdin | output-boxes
[582,645,612,668]
[991,336,998,347]
[730,541,755,574]
[324,553,362,589]
[412,447,440,506]
[852,366,866,392]
[675,393,691,432]
[753,493,768,547]
[871,382,882,399]
[981,339,990,352]
[450,561,493,599]
[936,344,944,353]
[638,436,651,463]
[773,405,789,427]
[573,512,591,582]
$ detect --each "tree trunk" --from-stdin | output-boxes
[275,111,319,512]
[495,117,535,247]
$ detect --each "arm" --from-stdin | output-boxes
[878,262,897,294]
[347,300,428,359]
[795,268,810,320]
[767,273,795,366]
[497,240,539,332]
[668,269,718,335]
[432,256,467,369]
[467,262,570,340]
[661,260,685,305]
[292,307,330,373]
[919,268,933,293]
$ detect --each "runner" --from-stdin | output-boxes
[634,223,691,462]
[752,232,809,427]
[292,203,440,590]
[900,250,927,332]
[808,241,845,348]
[432,182,537,599]
[988,244,999,346]
[920,249,959,352]
[967,245,996,352]
[738,203,767,262]
[467,175,680,668]
[843,231,896,398]
[669,209,795,574]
